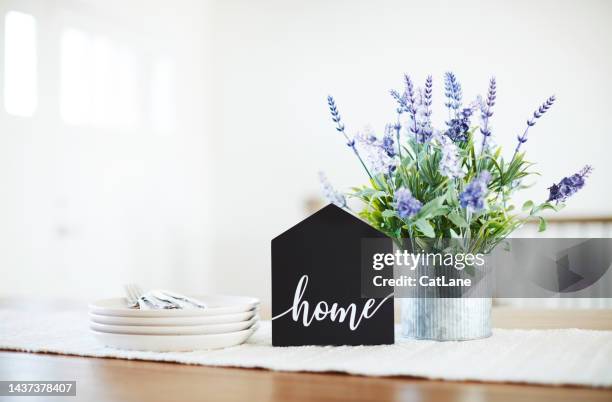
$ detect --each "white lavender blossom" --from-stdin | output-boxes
[318,172,347,208]
[437,134,464,179]
[355,126,398,176]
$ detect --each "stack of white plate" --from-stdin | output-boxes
[89,295,260,352]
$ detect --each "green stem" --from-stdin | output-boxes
[351,147,373,180]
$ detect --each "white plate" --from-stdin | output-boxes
[89,308,258,326]
[89,295,259,317]
[91,324,258,351]
[90,316,258,335]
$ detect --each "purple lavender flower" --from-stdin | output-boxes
[355,127,397,176]
[413,85,434,143]
[390,75,417,116]
[319,172,347,208]
[528,95,556,126]
[423,75,433,111]
[327,95,353,147]
[480,77,496,149]
[547,165,593,203]
[382,124,396,157]
[438,135,464,179]
[403,74,417,115]
[416,125,434,143]
[327,95,373,178]
[459,171,492,211]
[444,72,462,113]
[403,75,423,145]
[445,107,473,142]
[390,89,407,114]
[514,95,556,157]
[395,188,422,219]
[391,75,435,145]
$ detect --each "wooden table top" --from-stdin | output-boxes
[1,301,612,402]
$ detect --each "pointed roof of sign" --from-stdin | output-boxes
[272,203,387,242]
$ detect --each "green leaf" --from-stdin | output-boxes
[415,219,435,238]
[448,212,468,228]
[538,216,547,232]
[449,228,461,239]
[381,209,397,218]
[528,201,563,217]
[522,200,534,212]
[446,186,459,207]
[416,195,445,219]
[353,188,375,197]
[353,189,387,202]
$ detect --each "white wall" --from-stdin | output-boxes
[0,0,216,299]
[0,0,610,303]
[209,0,612,302]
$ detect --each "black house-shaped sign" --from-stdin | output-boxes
[271,204,394,346]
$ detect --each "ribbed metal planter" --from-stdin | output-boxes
[400,297,492,341]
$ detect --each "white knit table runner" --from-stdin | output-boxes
[1,309,611,387]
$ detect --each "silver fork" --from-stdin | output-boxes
[157,290,207,309]
[125,284,158,309]
[124,283,142,308]
[124,284,181,309]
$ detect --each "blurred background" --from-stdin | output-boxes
[0,0,611,308]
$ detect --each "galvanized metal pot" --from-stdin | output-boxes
[394,239,493,341]
[400,297,492,341]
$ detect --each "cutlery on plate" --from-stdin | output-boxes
[124,284,206,310]
[156,290,207,309]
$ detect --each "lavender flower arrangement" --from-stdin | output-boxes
[320,73,592,251]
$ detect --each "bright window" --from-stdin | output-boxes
[3,11,37,117]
